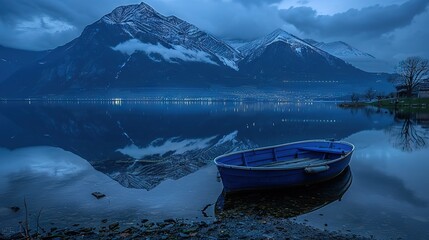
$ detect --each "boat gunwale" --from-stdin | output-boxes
[213,139,355,171]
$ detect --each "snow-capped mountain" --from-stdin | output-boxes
[0,2,245,97]
[309,40,375,59]
[224,39,250,53]
[238,29,369,83]
[307,40,394,72]
[239,29,333,62]
[0,2,387,97]
[102,3,241,69]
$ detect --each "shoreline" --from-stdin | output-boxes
[338,97,429,112]
[1,217,370,240]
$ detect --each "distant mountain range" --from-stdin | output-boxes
[236,29,368,84]
[303,40,394,73]
[0,2,391,98]
[0,45,48,83]
[305,40,375,59]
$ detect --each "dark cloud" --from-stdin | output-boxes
[277,0,429,69]
[0,0,114,28]
[0,0,428,70]
[231,0,283,6]
[154,0,282,40]
[0,0,142,50]
[279,0,429,38]
[296,0,309,5]
[363,10,429,64]
[0,0,282,50]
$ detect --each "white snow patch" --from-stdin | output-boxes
[115,120,135,144]
[215,131,238,146]
[217,55,239,71]
[115,55,132,80]
[117,135,218,159]
[123,132,133,142]
[101,16,116,25]
[122,28,135,38]
[224,40,249,51]
[112,39,217,65]
[118,61,127,70]
[295,47,302,55]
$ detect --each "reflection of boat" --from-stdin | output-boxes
[215,167,353,218]
[214,140,354,192]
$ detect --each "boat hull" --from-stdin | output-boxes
[214,140,354,192]
[217,154,351,192]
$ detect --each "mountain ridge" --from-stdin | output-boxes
[0,2,389,98]
[309,40,375,59]
[304,39,395,72]
[239,29,332,62]
[0,45,49,83]
[101,2,241,69]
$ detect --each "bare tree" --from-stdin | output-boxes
[364,88,376,101]
[376,92,385,101]
[350,92,359,103]
[390,56,429,97]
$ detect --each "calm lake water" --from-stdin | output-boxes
[0,101,428,239]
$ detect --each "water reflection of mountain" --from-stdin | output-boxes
[106,132,256,189]
[387,111,429,152]
[215,167,352,218]
[0,102,392,189]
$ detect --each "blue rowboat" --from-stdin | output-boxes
[214,139,354,192]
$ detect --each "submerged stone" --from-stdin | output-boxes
[109,223,120,231]
[91,192,106,199]
[10,206,20,212]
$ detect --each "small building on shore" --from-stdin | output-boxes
[418,82,429,98]
[395,85,409,98]
[396,81,429,98]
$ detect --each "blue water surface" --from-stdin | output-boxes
[0,101,428,239]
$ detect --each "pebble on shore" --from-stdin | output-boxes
[3,216,370,240]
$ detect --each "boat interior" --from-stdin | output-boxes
[217,142,351,168]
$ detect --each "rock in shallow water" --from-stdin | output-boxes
[91,192,106,199]
[10,206,20,212]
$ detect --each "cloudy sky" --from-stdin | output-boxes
[0,0,428,66]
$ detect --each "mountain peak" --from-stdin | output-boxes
[138,2,155,11]
[0,2,379,98]
[265,29,296,43]
[238,28,323,60]
[270,28,292,36]
[95,1,240,69]
[101,2,157,24]
[312,41,375,59]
